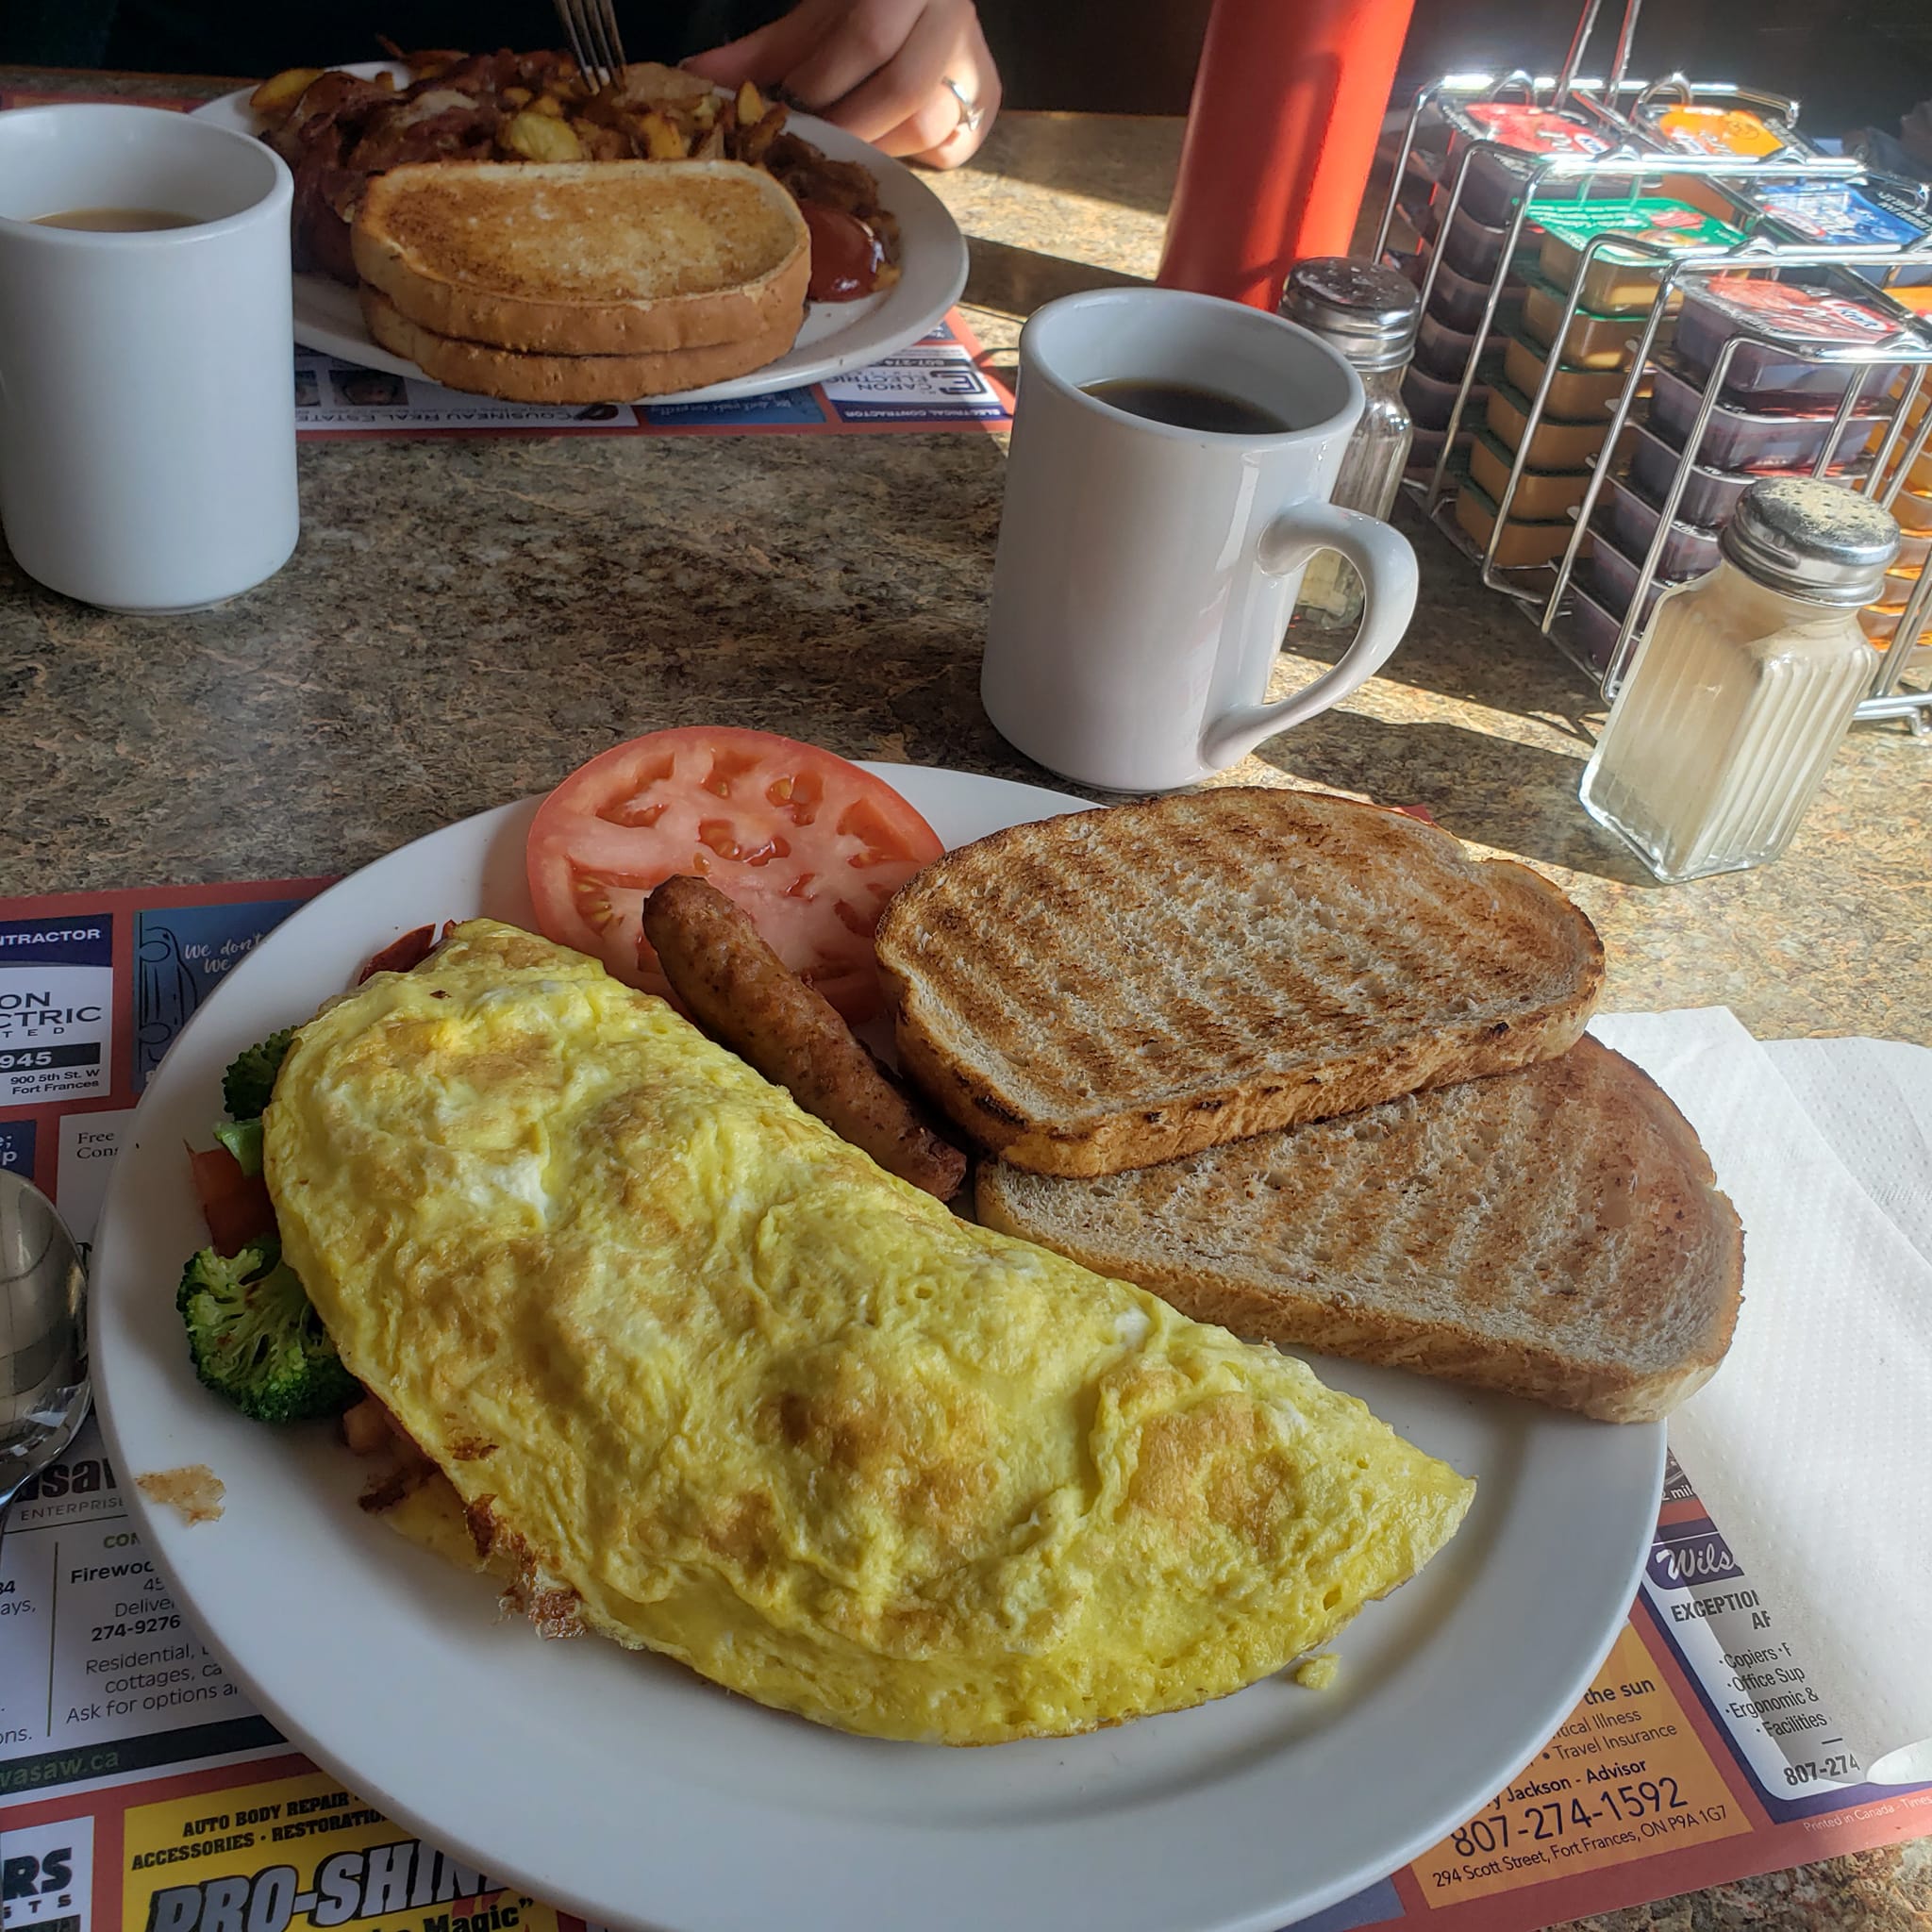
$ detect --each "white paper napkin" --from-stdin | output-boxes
[1761,1037,1932,1269]
[1591,1009,1932,1785]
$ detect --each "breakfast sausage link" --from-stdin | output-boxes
[642,875,967,1201]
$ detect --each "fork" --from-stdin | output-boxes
[553,0,627,92]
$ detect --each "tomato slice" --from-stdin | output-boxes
[526,727,944,1023]
[190,1144,277,1257]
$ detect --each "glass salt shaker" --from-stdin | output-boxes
[1279,258,1420,626]
[1579,476,1897,884]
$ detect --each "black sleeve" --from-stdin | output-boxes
[13,0,796,79]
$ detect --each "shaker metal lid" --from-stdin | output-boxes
[1280,258,1421,369]
[1720,475,1901,605]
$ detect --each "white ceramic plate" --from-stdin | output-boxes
[189,68,970,405]
[92,766,1664,1932]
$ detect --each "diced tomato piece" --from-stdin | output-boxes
[190,1144,277,1257]
[358,924,438,982]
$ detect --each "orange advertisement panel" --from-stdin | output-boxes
[1407,1627,1750,1907]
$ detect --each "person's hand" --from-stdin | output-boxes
[684,0,1000,168]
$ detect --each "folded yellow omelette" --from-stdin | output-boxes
[265,919,1474,1745]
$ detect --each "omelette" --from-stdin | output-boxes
[264,919,1474,1745]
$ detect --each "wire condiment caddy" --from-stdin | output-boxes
[1370,37,1932,732]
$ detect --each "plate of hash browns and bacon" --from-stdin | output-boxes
[191,51,970,406]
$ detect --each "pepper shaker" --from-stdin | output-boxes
[1280,258,1420,627]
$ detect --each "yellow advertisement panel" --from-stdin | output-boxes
[122,1770,566,1932]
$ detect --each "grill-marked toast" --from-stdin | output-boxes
[874,790,1607,1177]
[978,1038,1742,1423]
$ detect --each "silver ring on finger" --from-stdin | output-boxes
[941,75,984,136]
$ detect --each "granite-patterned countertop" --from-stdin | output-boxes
[2,70,1926,1932]
[2,88,1926,1040]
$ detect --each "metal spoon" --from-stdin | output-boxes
[1,1170,91,1541]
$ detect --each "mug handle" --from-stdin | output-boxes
[1197,502,1419,773]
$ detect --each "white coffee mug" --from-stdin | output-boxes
[0,105,299,612]
[983,287,1419,792]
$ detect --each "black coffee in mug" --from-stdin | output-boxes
[1081,377,1301,436]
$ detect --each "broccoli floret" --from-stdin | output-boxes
[176,1239,358,1424]
[222,1028,294,1123]
[212,1118,263,1176]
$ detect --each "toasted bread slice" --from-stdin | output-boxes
[875,790,1606,1176]
[977,1040,1742,1422]
[352,159,809,356]
[361,288,798,402]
